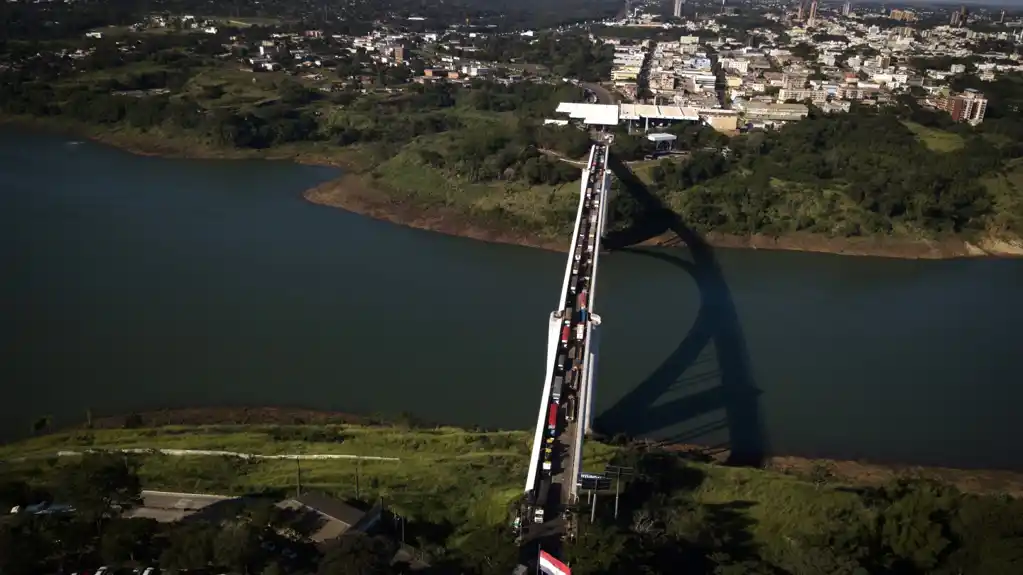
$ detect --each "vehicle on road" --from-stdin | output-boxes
[533,480,550,523]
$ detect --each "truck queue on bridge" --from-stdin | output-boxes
[526,143,609,531]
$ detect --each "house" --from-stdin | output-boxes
[277,492,384,545]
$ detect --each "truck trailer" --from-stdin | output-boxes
[533,480,550,524]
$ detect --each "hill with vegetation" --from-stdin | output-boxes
[2,421,1023,574]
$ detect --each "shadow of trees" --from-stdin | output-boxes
[594,153,766,467]
[565,448,769,573]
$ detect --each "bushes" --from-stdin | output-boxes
[564,447,1023,575]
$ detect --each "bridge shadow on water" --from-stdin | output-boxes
[594,154,766,467]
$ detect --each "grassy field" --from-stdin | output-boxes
[981,158,1023,236]
[0,424,876,543]
[0,425,616,527]
[371,147,583,237]
[903,121,966,152]
[4,423,1023,570]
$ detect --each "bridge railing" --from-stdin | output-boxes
[582,147,612,435]
[570,144,610,501]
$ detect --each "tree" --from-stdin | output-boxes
[0,479,32,510]
[810,462,834,489]
[55,454,141,528]
[100,517,160,564]
[564,520,629,574]
[160,522,217,570]
[318,532,397,575]
[454,525,519,574]
[214,520,263,574]
[0,517,47,575]
[245,498,286,530]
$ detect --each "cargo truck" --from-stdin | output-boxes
[534,480,550,523]
[547,403,558,433]
[575,324,585,341]
[560,324,570,345]
[578,291,588,310]
[552,376,563,402]
[567,396,576,422]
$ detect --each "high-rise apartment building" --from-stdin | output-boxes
[673,0,683,18]
[842,1,851,16]
[951,6,968,27]
[890,9,916,22]
[941,89,988,125]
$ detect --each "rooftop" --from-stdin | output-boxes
[554,102,620,125]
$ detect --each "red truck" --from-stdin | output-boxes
[578,291,588,310]
[547,403,558,432]
[560,323,570,344]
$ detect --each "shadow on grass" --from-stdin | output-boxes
[594,153,766,467]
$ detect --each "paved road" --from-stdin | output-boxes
[539,148,586,166]
[52,448,400,461]
[124,490,233,522]
[581,82,618,105]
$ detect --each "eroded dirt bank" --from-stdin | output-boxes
[306,174,1023,259]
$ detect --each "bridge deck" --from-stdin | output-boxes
[520,141,612,556]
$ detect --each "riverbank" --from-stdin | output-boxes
[18,406,1023,499]
[5,115,1022,259]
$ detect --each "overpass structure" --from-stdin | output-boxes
[521,140,613,552]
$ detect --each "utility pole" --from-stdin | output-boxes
[355,459,362,499]
[604,465,634,521]
[590,492,597,524]
[614,468,621,520]
[296,459,303,496]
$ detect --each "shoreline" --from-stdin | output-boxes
[5,115,1023,259]
[35,407,1023,498]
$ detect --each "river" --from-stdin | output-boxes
[2,127,1022,471]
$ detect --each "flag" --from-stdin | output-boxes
[539,550,571,575]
